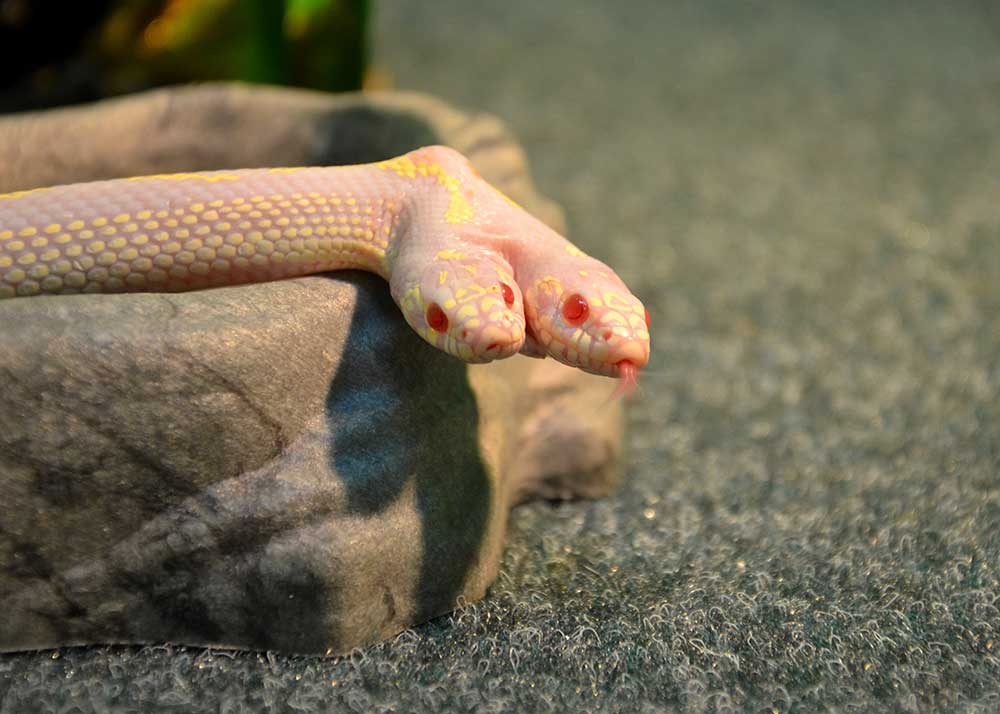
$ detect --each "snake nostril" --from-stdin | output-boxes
[486,342,501,352]
[603,329,613,341]
[461,329,468,339]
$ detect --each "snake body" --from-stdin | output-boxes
[0,146,649,380]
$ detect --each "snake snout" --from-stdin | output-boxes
[611,339,649,369]
[473,324,522,361]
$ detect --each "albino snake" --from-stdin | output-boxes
[0,145,650,386]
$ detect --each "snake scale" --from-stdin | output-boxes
[0,145,650,385]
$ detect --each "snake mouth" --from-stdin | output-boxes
[565,356,644,381]
[474,336,523,362]
[573,358,641,399]
[462,322,524,362]
[585,338,649,377]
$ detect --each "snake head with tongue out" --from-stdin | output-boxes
[515,246,651,385]
[386,145,651,389]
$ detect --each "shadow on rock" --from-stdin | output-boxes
[325,272,491,626]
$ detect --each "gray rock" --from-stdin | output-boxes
[0,84,621,654]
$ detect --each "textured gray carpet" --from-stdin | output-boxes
[2,1,1000,712]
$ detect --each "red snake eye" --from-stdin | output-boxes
[426,302,449,333]
[562,293,589,326]
[501,282,515,307]
[644,308,651,328]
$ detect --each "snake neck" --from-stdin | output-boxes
[284,164,418,282]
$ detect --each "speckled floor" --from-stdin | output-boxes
[3,1,1000,712]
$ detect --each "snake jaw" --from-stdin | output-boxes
[607,338,649,372]
[573,348,649,379]
[586,333,651,376]
[473,322,525,361]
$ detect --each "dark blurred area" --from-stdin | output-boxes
[0,0,370,113]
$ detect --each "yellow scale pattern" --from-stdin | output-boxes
[376,156,474,224]
[0,192,398,298]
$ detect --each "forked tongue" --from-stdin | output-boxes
[611,359,641,400]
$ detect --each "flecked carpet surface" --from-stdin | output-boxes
[2,1,999,712]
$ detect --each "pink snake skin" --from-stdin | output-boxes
[0,146,650,383]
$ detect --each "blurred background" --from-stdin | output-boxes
[0,0,372,112]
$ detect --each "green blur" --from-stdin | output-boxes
[0,0,371,112]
